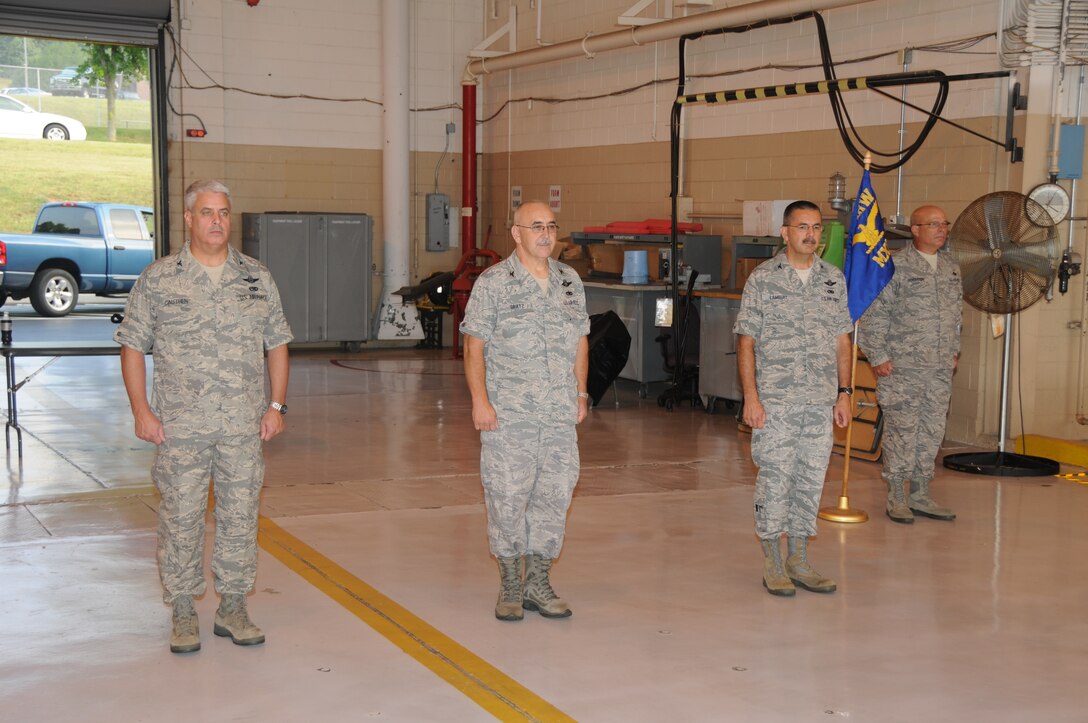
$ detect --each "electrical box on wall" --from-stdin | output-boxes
[1058,124,1084,180]
[426,193,450,251]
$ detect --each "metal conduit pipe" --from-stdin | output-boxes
[456,0,874,255]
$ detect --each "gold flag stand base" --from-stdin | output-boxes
[818,496,869,523]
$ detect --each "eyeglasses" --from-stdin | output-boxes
[785,223,823,234]
[914,221,951,230]
[515,222,560,235]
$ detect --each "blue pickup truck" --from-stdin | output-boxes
[0,202,154,316]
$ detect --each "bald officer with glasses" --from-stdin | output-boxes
[735,200,853,597]
[860,205,962,524]
[461,200,590,622]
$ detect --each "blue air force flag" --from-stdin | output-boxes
[843,169,895,323]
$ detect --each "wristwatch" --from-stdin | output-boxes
[577,392,590,399]
[269,401,288,415]
[837,387,853,395]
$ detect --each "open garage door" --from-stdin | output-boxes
[0,0,171,254]
[0,1,169,45]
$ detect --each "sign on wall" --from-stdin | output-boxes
[549,185,561,213]
[512,185,522,210]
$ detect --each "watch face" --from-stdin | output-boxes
[1027,183,1070,226]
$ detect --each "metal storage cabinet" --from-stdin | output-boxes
[242,212,372,347]
[698,294,742,405]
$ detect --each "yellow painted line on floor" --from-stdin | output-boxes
[258,517,574,723]
[1054,472,1088,484]
[1017,434,1088,469]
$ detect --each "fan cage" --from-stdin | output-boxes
[947,191,1061,314]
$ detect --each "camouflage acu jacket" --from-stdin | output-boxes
[860,243,962,371]
[460,253,589,424]
[115,241,293,438]
[734,252,852,406]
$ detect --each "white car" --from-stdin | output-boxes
[0,94,87,141]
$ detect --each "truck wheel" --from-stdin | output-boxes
[30,268,78,317]
[43,123,70,141]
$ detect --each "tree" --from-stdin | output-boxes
[79,44,149,141]
[0,36,83,89]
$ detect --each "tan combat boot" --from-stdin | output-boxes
[522,554,572,618]
[909,478,956,520]
[214,593,265,646]
[785,537,836,593]
[760,538,795,597]
[886,479,914,524]
[495,556,524,621]
[170,594,200,654]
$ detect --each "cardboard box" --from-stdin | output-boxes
[742,200,772,236]
[560,243,583,260]
[735,256,765,289]
[588,244,624,275]
[742,199,798,236]
[564,257,592,278]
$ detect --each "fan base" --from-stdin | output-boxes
[942,451,1059,477]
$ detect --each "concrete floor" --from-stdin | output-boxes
[1,307,1087,722]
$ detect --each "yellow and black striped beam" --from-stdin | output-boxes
[678,77,867,105]
[676,69,1008,107]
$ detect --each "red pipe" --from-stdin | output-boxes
[461,80,476,254]
[451,80,500,358]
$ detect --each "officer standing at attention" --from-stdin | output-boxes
[117,179,292,653]
[860,205,962,523]
[461,199,590,621]
[735,200,853,597]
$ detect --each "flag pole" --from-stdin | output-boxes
[818,153,871,524]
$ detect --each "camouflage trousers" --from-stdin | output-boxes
[751,403,833,540]
[480,420,579,559]
[877,367,953,487]
[152,434,265,604]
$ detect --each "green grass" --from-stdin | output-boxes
[85,127,152,143]
[0,138,153,231]
[13,95,151,131]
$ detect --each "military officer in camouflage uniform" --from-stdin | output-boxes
[461,200,590,621]
[117,180,292,653]
[735,200,853,597]
[860,204,962,524]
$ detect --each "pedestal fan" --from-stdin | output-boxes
[942,191,1061,476]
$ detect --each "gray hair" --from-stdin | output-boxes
[184,179,231,212]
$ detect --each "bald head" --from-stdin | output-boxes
[910,205,950,254]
